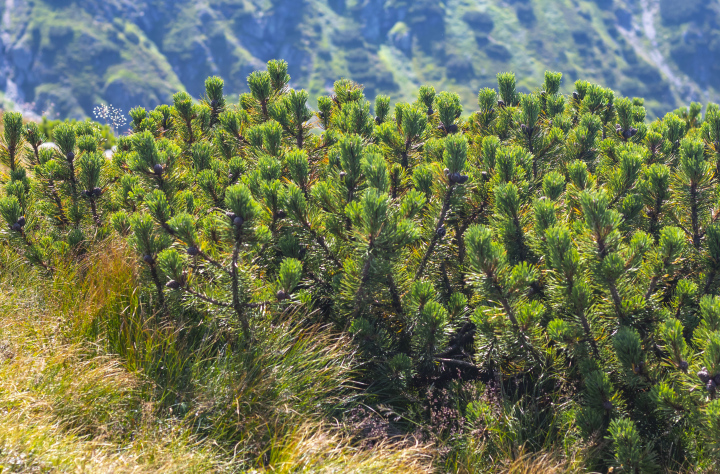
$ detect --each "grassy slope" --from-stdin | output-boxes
[0,242,223,472]
[2,0,716,122]
[0,239,435,472]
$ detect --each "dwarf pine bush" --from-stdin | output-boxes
[4,60,720,471]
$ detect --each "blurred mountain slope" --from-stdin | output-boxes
[1,0,717,120]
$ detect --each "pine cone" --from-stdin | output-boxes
[275,210,287,219]
[143,254,155,265]
[436,226,446,238]
[426,107,434,115]
[187,246,199,256]
[166,280,181,289]
[715,373,720,385]
[10,223,22,232]
[17,216,25,227]
[603,400,613,411]
[276,289,289,301]
[448,172,469,184]
[93,187,102,197]
[211,99,218,108]
[497,99,506,108]
[66,152,75,162]
[698,368,711,383]
[707,379,717,394]
[678,360,689,372]
[374,116,382,125]
[233,216,244,227]
[572,91,579,100]
[226,211,236,220]
[445,123,458,134]
[339,171,347,178]
[153,164,164,176]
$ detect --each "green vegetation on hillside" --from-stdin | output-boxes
[2,0,719,124]
[3,59,720,472]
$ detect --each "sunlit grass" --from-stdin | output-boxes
[256,423,433,473]
[0,238,440,472]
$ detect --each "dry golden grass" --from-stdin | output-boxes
[448,437,593,474]
[0,239,438,472]
[256,423,434,473]
[0,345,223,473]
[498,450,591,474]
[0,242,226,472]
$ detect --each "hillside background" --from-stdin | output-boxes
[0,0,717,122]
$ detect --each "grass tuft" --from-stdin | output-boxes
[255,423,434,473]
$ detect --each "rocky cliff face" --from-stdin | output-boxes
[0,0,717,122]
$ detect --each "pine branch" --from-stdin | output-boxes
[486,270,544,366]
[415,183,456,280]
[19,230,52,273]
[296,124,304,149]
[231,234,250,339]
[608,282,624,318]
[89,198,102,227]
[184,116,195,148]
[645,256,674,301]
[401,136,412,169]
[302,219,341,268]
[148,264,166,309]
[48,180,69,227]
[181,285,231,307]
[197,249,231,275]
[703,270,717,296]
[578,311,599,358]
[441,258,452,299]
[435,358,478,370]
[690,183,701,248]
[388,275,404,316]
[350,243,374,320]
[562,273,599,357]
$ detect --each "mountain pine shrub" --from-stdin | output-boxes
[3,60,720,471]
